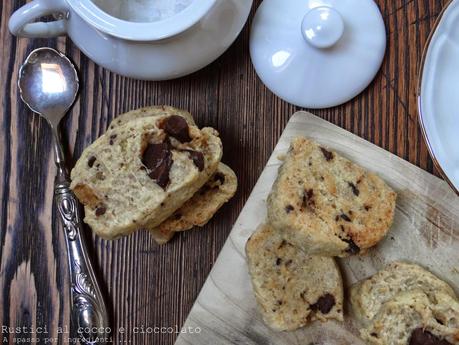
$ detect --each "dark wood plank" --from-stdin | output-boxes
[0,0,450,344]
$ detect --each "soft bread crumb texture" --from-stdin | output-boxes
[70,115,222,239]
[245,223,343,332]
[267,137,397,257]
[360,290,459,345]
[351,261,457,325]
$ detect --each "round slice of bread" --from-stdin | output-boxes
[108,105,196,129]
[351,261,457,325]
[245,223,344,331]
[70,115,222,239]
[267,137,397,257]
[148,162,237,242]
[360,290,459,345]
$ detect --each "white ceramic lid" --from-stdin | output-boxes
[249,0,386,109]
[418,0,459,195]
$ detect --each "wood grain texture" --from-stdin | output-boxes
[0,0,452,344]
[176,112,459,345]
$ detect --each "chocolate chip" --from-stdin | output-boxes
[285,205,294,213]
[87,156,96,168]
[343,238,360,254]
[285,259,292,266]
[364,205,371,211]
[142,143,173,189]
[276,258,282,265]
[278,240,287,249]
[185,150,204,171]
[409,328,451,345]
[302,189,315,211]
[163,115,191,143]
[320,147,334,161]
[340,213,352,222]
[109,134,117,145]
[214,172,225,185]
[95,205,106,217]
[276,300,283,306]
[348,182,360,196]
[310,294,335,314]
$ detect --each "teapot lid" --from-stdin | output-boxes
[249,0,386,109]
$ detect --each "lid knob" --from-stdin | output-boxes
[301,6,344,49]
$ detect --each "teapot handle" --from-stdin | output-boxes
[9,0,68,38]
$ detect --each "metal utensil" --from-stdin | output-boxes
[18,47,109,344]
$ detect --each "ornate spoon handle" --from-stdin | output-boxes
[54,158,109,344]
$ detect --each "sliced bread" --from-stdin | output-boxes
[350,261,456,325]
[245,223,344,331]
[70,115,222,239]
[267,137,397,257]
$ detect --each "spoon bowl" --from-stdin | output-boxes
[18,48,79,127]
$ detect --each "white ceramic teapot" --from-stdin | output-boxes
[9,0,252,80]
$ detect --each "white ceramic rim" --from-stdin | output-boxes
[417,0,459,196]
[67,0,217,41]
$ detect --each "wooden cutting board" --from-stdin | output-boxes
[175,112,459,345]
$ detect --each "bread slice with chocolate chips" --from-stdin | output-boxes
[149,162,237,243]
[267,137,396,257]
[245,223,343,331]
[70,115,222,239]
[351,261,457,326]
[360,290,459,345]
[108,106,238,244]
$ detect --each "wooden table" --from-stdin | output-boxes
[0,1,449,344]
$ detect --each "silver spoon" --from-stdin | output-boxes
[18,47,109,344]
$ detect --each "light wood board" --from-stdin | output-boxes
[175,112,459,345]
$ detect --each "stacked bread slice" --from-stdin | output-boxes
[246,137,397,332]
[71,106,237,243]
[351,261,459,345]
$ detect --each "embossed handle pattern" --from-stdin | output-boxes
[55,163,109,344]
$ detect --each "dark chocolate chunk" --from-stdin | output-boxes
[340,213,352,222]
[302,189,315,210]
[109,134,116,145]
[95,205,107,217]
[163,115,191,143]
[278,240,287,249]
[343,238,360,254]
[276,258,282,266]
[185,150,204,171]
[285,259,293,266]
[348,182,360,196]
[285,205,294,213]
[87,156,96,168]
[310,293,335,314]
[142,142,173,189]
[409,328,451,345]
[214,172,225,185]
[320,147,334,161]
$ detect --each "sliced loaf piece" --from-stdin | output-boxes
[267,137,396,257]
[351,261,457,325]
[360,290,459,345]
[70,115,222,239]
[245,223,343,331]
[148,162,237,243]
